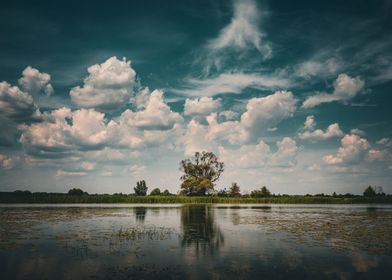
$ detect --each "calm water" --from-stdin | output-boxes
[1,204,392,279]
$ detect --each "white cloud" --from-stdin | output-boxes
[302,73,365,108]
[19,107,112,153]
[56,170,87,177]
[240,91,297,133]
[70,56,136,109]
[219,110,238,120]
[81,161,96,171]
[295,58,341,79]
[323,133,370,165]
[303,115,316,130]
[208,0,271,57]
[218,137,299,169]
[0,81,40,121]
[0,154,19,169]
[183,97,221,116]
[299,123,343,140]
[19,89,184,159]
[174,73,290,97]
[188,91,297,146]
[350,128,365,137]
[183,119,217,156]
[129,164,146,176]
[18,66,54,96]
[117,89,183,130]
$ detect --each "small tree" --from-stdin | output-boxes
[162,189,171,196]
[150,188,161,196]
[250,186,271,198]
[68,188,87,195]
[217,188,228,197]
[134,180,148,196]
[229,182,241,197]
[179,151,224,196]
[363,185,376,197]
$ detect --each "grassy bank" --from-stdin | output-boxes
[1,192,392,204]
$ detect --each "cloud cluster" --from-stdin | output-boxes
[0,154,19,169]
[299,115,343,141]
[323,133,370,165]
[18,66,54,97]
[219,137,299,169]
[302,73,365,108]
[183,97,221,116]
[19,89,184,160]
[70,56,137,109]
[183,91,297,155]
[0,81,40,121]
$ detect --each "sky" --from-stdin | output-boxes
[1,0,392,195]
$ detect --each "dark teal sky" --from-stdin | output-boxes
[1,0,392,194]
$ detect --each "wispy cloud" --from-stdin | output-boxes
[172,72,290,97]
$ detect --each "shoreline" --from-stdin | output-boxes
[1,193,392,204]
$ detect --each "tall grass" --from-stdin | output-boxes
[1,192,391,204]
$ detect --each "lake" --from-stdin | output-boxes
[1,204,391,279]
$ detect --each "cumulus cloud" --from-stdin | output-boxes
[299,123,343,140]
[208,0,271,57]
[323,133,370,165]
[368,138,392,162]
[174,73,290,97]
[0,154,19,169]
[299,116,343,141]
[70,56,137,109]
[19,89,184,159]
[184,91,297,147]
[219,110,238,120]
[19,107,111,153]
[184,119,217,156]
[0,81,40,121]
[303,115,316,130]
[302,73,365,108]
[240,91,297,133]
[18,66,54,96]
[118,90,182,130]
[183,97,221,116]
[219,137,299,169]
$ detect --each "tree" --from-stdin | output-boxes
[162,189,171,196]
[229,182,241,197]
[250,186,271,198]
[68,188,87,195]
[150,188,161,196]
[179,151,224,196]
[363,185,376,197]
[217,188,228,197]
[134,180,148,196]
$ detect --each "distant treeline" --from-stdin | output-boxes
[1,190,392,204]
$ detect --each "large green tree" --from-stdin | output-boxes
[134,180,148,196]
[179,151,224,196]
[363,185,376,197]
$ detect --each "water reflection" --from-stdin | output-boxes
[180,205,224,254]
[134,207,147,223]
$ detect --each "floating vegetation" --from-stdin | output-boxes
[113,226,174,241]
[240,207,392,255]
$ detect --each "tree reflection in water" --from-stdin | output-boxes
[180,205,224,254]
[134,207,147,223]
